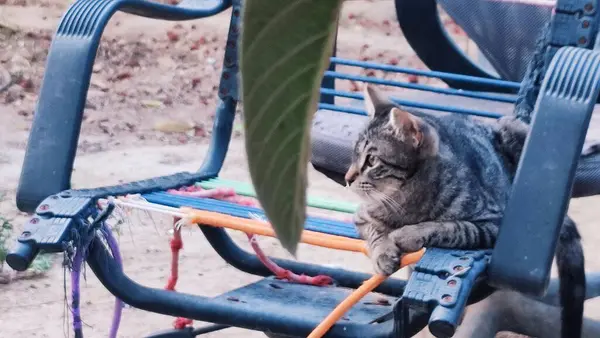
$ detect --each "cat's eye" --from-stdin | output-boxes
[360,154,375,172]
[365,154,376,166]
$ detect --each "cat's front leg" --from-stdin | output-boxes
[389,220,499,252]
[354,210,400,276]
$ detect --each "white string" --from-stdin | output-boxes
[99,197,186,218]
[99,196,200,233]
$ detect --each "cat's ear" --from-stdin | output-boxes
[363,84,389,118]
[389,107,423,147]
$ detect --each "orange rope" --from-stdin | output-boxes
[307,250,424,338]
[182,208,368,254]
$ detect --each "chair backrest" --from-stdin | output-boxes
[439,0,553,82]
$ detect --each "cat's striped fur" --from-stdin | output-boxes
[346,84,584,338]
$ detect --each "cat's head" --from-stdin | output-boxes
[345,85,439,197]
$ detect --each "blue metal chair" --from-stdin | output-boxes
[6,0,600,337]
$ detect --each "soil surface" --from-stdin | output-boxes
[0,1,598,337]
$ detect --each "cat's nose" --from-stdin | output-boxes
[344,168,358,186]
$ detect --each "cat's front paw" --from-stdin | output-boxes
[371,242,401,276]
[497,116,529,144]
[498,116,529,133]
[389,225,427,253]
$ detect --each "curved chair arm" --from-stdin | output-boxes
[109,0,230,21]
[15,0,232,213]
[489,47,600,295]
[394,0,516,94]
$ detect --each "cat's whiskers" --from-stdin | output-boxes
[370,189,405,214]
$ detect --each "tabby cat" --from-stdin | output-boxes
[346,84,585,338]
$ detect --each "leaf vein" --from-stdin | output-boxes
[251,92,312,167]
[246,64,316,136]
[244,31,329,106]
[243,0,312,62]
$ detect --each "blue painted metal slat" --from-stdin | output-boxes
[318,89,503,118]
[143,192,360,239]
[323,71,517,103]
[330,57,521,90]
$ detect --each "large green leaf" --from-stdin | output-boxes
[240,0,343,255]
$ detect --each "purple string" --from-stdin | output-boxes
[71,249,84,337]
[102,225,124,338]
[70,222,124,338]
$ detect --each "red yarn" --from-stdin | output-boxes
[173,317,193,329]
[163,188,334,333]
[168,185,260,207]
[165,223,182,291]
[170,237,183,251]
[166,186,335,287]
[247,233,334,287]
[165,217,194,329]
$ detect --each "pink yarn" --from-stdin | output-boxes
[166,184,334,287]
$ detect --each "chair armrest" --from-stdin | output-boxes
[120,0,231,21]
[488,46,600,295]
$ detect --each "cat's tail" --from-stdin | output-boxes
[556,215,586,338]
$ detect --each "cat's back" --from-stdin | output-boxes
[415,111,512,216]
[416,111,498,160]
[421,111,492,139]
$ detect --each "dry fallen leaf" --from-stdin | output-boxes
[153,119,195,133]
[141,99,164,108]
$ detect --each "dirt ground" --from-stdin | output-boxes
[0,1,599,337]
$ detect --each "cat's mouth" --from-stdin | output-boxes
[357,182,373,190]
[352,182,386,203]
[350,181,373,196]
